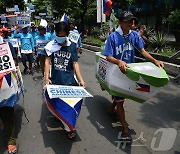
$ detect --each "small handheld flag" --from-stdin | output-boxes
[60,13,68,24]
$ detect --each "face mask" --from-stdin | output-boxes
[55,36,67,44]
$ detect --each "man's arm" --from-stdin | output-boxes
[141,48,164,68]
[73,61,86,88]
[44,56,51,84]
[106,56,127,74]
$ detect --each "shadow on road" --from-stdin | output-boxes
[139,83,180,128]
[85,95,132,154]
[39,102,81,154]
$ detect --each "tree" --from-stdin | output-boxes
[0,0,25,14]
[33,0,96,34]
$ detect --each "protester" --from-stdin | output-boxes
[34,26,50,76]
[104,10,164,142]
[14,25,34,74]
[47,23,56,41]
[0,28,18,154]
[29,23,38,40]
[69,21,82,57]
[44,21,86,140]
[138,25,149,47]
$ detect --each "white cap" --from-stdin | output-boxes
[40,19,48,28]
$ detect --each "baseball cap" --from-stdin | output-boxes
[117,11,137,21]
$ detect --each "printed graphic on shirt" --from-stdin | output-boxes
[53,50,71,71]
[36,40,49,50]
[115,42,133,60]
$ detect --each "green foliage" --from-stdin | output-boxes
[83,36,103,46]
[149,31,168,53]
[167,9,180,28]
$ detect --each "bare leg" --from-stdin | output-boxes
[115,100,129,133]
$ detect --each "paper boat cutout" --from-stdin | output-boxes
[95,52,169,103]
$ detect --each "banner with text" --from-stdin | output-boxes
[47,85,93,99]
[0,42,16,74]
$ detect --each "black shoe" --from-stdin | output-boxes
[29,70,34,75]
[119,132,132,142]
[23,67,28,74]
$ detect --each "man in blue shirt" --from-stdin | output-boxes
[104,11,164,141]
[47,23,56,41]
[29,24,38,40]
[34,26,50,76]
[69,22,82,57]
[14,25,34,74]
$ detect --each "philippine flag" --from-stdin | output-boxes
[60,13,68,24]
[44,91,83,131]
[103,0,112,16]
[136,82,150,92]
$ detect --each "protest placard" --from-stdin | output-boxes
[68,31,80,44]
[46,85,93,99]
[0,42,16,74]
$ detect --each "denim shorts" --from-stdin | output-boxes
[112,96,125,101]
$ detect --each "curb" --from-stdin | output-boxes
[82,43,180,77]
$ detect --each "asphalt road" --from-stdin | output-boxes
[0,48,180,154]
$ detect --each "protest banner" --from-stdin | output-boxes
[16,17,31,27]
[0,42,16,74]
[46,85,93,99]
[68,31,80,44]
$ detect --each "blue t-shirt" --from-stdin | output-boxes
[104,30,144,63]
[47,31,56,41]
[29,31,38,40]
[34,35,50,55]
[50,42,78,85]
[13,30,34,51]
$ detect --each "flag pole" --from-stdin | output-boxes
[100,0,103,31]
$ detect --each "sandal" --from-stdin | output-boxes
[8,145,17,154]
[119,132,132,142]
[65,131,76,140]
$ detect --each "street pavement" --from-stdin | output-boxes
[0,48,180,154]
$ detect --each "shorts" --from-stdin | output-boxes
[112,96,125,101]
[21,53,33,63]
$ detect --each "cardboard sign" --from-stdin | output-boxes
[36,40,49,50]
[47,85,93,98]
[0,42,16,73]
[16,17,31,27]
[68,31,80,44]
